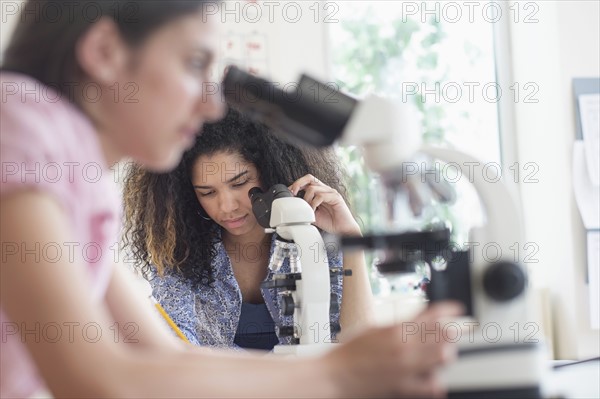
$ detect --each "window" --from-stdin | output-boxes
[326,1,502,293]
[328,1,502,281]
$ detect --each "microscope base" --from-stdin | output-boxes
[273,343,339,357]
[443,342,547,399]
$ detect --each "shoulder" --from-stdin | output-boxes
[1,72,93,142]
[211,239,231,271]
[150,265,189,286]
[0,72,109,201]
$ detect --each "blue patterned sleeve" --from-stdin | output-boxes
[149,269,201,346]
[327,250,344,342]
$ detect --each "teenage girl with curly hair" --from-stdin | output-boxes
[123,107,374,349]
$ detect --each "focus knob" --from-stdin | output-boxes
[277,325,295,337]
[279,294,295,316]
[483,262,526,301]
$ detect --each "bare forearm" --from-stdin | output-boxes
[122,349,340,398]
[338,250,376,341]
[33,336,339,398]
[105,262,186,352]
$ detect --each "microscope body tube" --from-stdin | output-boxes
[339,95,422,173]
[269,198,332,346]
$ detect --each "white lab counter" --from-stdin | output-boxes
[543,359,600,398]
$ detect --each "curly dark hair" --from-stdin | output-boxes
[123,107,351,287]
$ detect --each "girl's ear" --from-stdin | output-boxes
[75,17,129,85]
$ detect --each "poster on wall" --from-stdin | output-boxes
[212,0,329,84]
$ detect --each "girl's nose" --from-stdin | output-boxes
[219,191,238,213]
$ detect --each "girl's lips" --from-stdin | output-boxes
[222,215,247,229]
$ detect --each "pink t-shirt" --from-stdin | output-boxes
[0,73,121,398]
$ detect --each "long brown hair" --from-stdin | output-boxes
[2,0,215,102]
[123,107,351,287]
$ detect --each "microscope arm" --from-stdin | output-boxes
[420,145,532,332]
[421,145,525,247]
[275,224,332,346]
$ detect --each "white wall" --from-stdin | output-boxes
[0,1,25,59]
[508,0,599,359]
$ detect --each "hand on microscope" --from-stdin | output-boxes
[289,174,361,236]
[324,301,464,398]
[289,174,374,338]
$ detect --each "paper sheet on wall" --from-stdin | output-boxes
[587,231,599,330]
[573,142,600,229]
[213,0,328,84]
[578,94,600,186]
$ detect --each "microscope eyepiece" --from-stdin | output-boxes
[248,187,263,199]
[249,185,295,228]
[248,187,270,228]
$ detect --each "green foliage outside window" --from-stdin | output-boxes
[329,3,498,288]
[331,7,453,233]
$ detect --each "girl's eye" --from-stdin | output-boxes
[189,58,208,71]
[198,191,214,197]
[233,180,248,188]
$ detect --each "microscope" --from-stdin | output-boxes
[248,184,348,356]
[223,66,548,398]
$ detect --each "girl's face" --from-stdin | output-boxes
[103,12,224,171]
[191,151,263,238]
